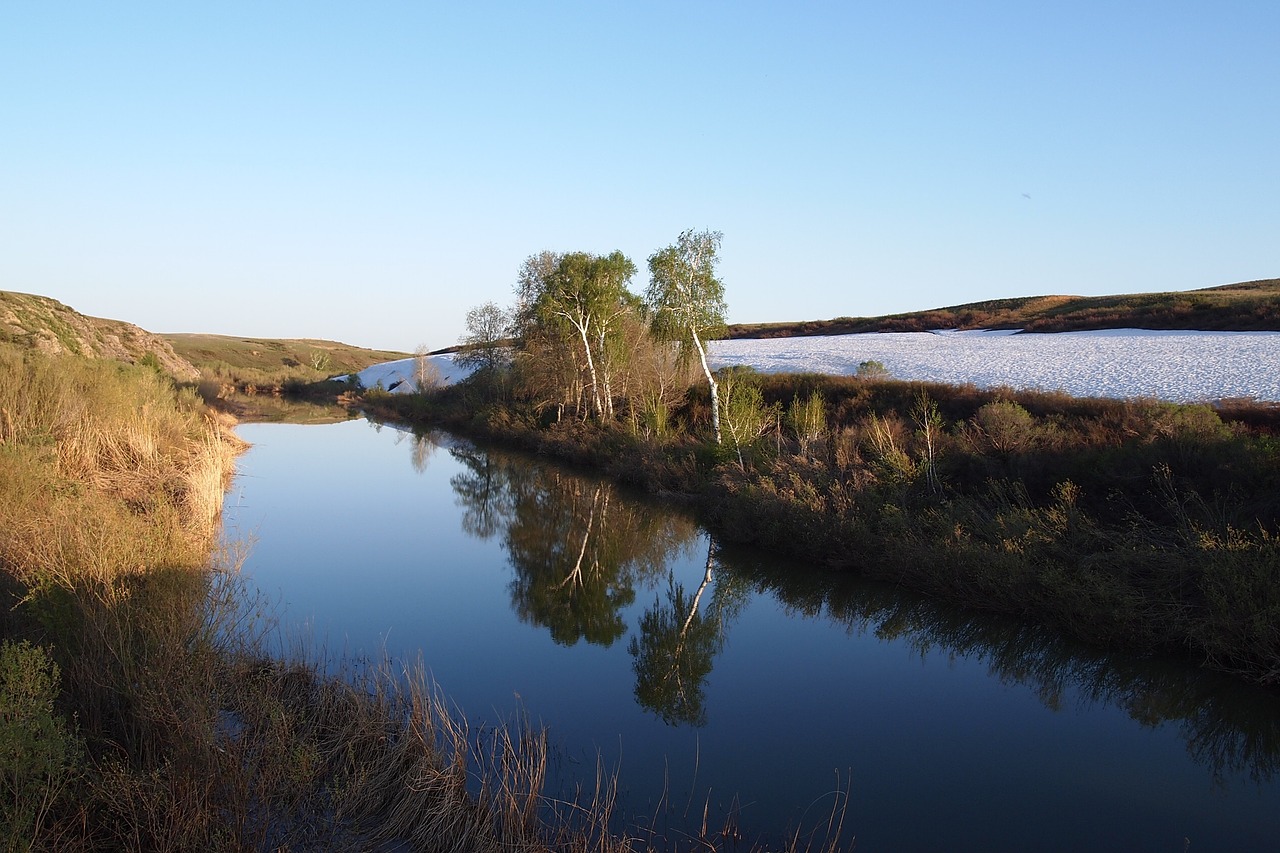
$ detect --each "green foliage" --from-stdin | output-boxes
[647,229,729,442]
[0,641,81,848]
[787,390,827,456]
[970,400,1037,454]
[718,369,781,472]
[863,412,916,483]
[645,229,728,348]
[641,393,671,438]
[139,350,164,374]
[913,391,944,495]
[856,359,889,379]
[515,250,640,420]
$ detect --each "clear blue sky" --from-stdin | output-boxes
[3,2,1277,352]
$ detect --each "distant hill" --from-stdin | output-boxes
[727,277,1280,339]
[1,290,200,379]
[0,291,409,386]
[163,333,410,377]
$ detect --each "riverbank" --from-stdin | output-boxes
[0,345,636,851]
[362,373,1280,688]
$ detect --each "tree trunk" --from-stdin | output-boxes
[575,320,604,419]
[690,326,721,443]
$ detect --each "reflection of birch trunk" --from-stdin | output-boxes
[630,538,729,726]
[558,485,602,590]
[663,541,717,706]
[678,541,716,640]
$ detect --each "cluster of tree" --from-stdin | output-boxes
[458,230,732,442]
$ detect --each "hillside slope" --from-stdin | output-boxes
[164,333,409,377]
[728,277,1280,339]
[0,290,199,379]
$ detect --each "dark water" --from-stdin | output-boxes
[224,419,1280,852]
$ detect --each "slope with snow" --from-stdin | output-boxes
[710,329,1280,403]
[351,331,1280,404]
[349,354,474,393]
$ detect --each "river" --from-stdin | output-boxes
[222,418,1280,852]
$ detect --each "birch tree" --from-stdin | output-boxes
[413,344,443,391]
[645,229,728,443]
[522,250,638,420]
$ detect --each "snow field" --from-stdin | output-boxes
[710,330,1280,403]
[352,331,1280,404]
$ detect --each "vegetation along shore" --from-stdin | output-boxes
[0,338,656,850]
[359,239,1280,689]
[3,259,1279,849]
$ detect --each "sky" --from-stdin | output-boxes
[2,2,1277,352]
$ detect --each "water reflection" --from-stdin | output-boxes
[408,429,443,473]
[731,553,1280,784]
[630,543,750,726]
[449,444,700,648]
[442,441,1280,780]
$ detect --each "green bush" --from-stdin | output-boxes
[971,400,1036,454]
[0,640,81,848]
[856,359,889,379]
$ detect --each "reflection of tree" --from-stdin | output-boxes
[447,443,698,648]
[730,552,1280,783]
[629,543,748,727]
[505,469,697,648]
[409,430,442,474]
[505,476,637,646]
[449,445,513,539]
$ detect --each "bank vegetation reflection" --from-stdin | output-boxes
[435,436,1280,780]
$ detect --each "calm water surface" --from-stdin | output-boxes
[224,419,1280,851]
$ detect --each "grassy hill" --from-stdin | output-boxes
[1,290,408,384]
[1,290,200,379]
[728,277,1280,339]
[164,332,409,378]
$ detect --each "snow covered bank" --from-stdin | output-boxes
[349,330,1280,404]
[348,353,475,393]
[710,329,1280,403]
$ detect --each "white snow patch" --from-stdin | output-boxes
[349,354,476,394]
[710,330,1280,403]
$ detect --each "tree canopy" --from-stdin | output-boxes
[646,229,728,442]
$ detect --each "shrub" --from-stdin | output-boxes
[970,400,1037,454]
[786,391,827,457]
[717,370,781,471]
[856,360,889,379]
[0,640,81,847]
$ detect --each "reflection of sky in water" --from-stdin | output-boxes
[224,420,1280,851]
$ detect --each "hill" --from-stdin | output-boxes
[0,290,199,379]
[163,333,409,378]
[727,277,1280,339]
[0,290,408,395]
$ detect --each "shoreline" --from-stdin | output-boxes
[357,374,1280,689]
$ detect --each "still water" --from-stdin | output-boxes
[224,419,1280,851]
